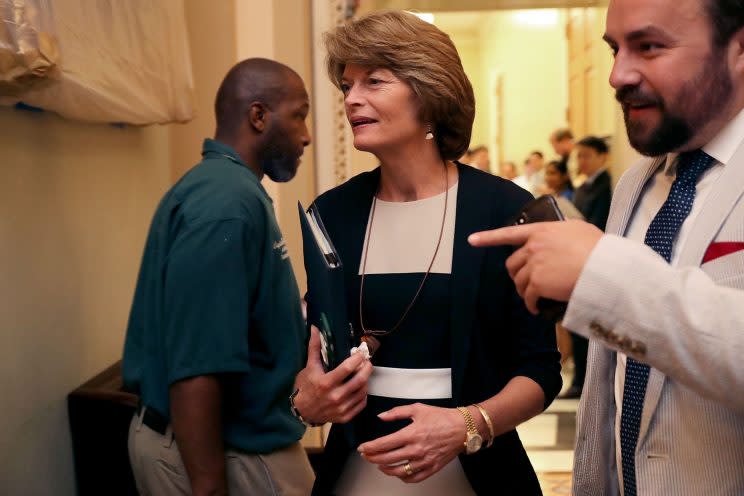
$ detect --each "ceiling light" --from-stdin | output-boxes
[513,9,558,27]
[408,12,435,24]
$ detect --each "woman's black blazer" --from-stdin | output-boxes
[309,163,562,495]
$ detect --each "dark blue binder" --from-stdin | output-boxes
[298,201,352,371]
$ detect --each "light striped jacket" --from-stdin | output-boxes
[564,137,744,495]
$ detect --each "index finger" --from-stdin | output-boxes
[326,350,366,383]
[359,425,412,455]
[468,224,542,247]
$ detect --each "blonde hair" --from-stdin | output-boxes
[324,10,475,160]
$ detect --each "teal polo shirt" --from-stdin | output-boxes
[123,139,307,453]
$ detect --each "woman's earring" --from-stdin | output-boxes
[425,125,434,140]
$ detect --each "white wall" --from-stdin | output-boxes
[170,0,236,183]
[441,9,568,172]
[0,108,170,494]
[477,9,568,170]
[0,3,320,491]
[451,33,486,152]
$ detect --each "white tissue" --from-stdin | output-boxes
[350,341,371,360]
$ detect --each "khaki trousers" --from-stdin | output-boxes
[128,410,315,495]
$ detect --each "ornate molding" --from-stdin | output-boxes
[312,0,357,194]
[330,0,356,186]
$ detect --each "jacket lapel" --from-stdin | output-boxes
[450,165,490,401]
[605,156,668,445]
[640,139,744,444]
[639,141,744,444]
[678,138,744,266]
[606,157,664,236]
[334,170,379,337]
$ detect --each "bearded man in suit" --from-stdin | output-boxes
[468,0,744,494]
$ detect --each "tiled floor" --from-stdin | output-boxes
[537,472,573,495]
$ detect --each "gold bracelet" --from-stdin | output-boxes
[456,406,477,435]
[456,406,483,454]
[473,403,495,448]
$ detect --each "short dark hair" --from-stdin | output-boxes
[705,0,744,47]
[530,150,544,159]
[552,128,573,141]
[547,159,568,174]
[546,159,573,190]
[576,136,610,154]
[214,58,298,140]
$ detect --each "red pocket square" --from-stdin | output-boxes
[702,242,744,264]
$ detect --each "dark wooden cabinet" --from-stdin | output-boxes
[68,361,138,496]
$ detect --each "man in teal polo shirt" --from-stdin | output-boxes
[122,58,371,496]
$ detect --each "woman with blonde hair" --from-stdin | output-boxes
[301,11,561,495]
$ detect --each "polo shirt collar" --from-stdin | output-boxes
[202,138,257,175]
[201,138,271,200]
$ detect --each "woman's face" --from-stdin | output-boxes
[340,64,426,154]
[544,164,568,191]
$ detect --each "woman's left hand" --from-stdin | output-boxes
[357,403,466,483]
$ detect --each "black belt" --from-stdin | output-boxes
[136,403,169,436]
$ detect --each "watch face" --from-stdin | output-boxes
[466,433,483,453]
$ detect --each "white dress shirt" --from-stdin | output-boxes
[583,166,609,186]
[512,169,544,196]
[613,107,744,484]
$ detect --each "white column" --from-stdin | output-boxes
[311,0,355,194]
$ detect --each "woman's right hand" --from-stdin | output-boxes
[292,326,373,424]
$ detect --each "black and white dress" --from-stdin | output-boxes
[335,182,476,495]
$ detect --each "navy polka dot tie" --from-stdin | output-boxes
[620,149,716,495]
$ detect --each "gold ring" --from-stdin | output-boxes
[403,462,413,476]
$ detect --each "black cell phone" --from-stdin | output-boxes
[512,195,567,322]
[512,194,565,225]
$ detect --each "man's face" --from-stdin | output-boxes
[472,149,490,171]
[528,153,544,171]
[551,137,573,157]
[604,0,736,156]
[260,76,312,183]
[576,145,606,176]
[500,162,517,180]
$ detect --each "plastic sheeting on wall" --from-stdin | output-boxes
[0,0,195,125]
[0,0,60,96]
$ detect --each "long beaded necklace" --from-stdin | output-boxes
[358,161,450,356]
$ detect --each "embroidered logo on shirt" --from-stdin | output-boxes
[273,239,290,260]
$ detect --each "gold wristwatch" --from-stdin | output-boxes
[456,406,483,454]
